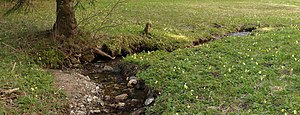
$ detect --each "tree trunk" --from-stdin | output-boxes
[53,0,77,38]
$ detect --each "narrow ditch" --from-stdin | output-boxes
[192,27,255,46]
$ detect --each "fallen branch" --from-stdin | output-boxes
[92,47,115,60]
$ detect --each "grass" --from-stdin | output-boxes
[80,0,300,52]
[1,0,300,114]
[0,2,65,114]
[125,27,300,114]
[0,46,66,114]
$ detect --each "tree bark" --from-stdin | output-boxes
[53,0,77,38]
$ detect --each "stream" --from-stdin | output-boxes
[80,58,157,115]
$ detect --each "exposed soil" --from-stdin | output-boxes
[50,58,158,115]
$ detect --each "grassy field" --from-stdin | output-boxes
[125,27,300,114]
[1,0,300,114]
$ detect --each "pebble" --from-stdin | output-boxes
[90,110,101,113]
[87,97,92,102]
[77,111,86,115]
[130,107,145,115]
[103,65,114,71]
[102,108,110,113]
[115,94,128,101]
[69,110,75,115]
[110,102,126,109]
[144,97,155,106]
[127,79,138,87]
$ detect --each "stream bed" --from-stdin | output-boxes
[80,58,157,115]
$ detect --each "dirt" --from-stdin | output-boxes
[50,59,158,115]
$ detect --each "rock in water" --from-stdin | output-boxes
[90,110,101,114]
[130,107,146,115]
[127,77,138,87]
[81,53,95,62]
[115,94,128,101]
[144,97,155,106]
[103,65,114,72]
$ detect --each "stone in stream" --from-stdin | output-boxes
[90,110,101,114]
[110,102,126,109]
[76,111,86,115]
[103,95,111,101]
[115,94,128,101]
[102,108,110,113]
[81,52,95,63]
[144,97,155,106]
[127,76,138,87]
[103,65,114,72]
[130,107,146,115]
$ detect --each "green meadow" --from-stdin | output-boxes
[1,0,300,114]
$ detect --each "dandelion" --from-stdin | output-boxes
[184,83,188,89]
[260,76,264,81]
[294,110,298,114]
[245,69,249,73]
[187,105,191,109]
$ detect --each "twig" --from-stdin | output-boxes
[92,0,124,34]
[1,88,20,94]
[1,42,18,52]
[11,62,16,71]
[99,0,123,27]
[92,23,122,33]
